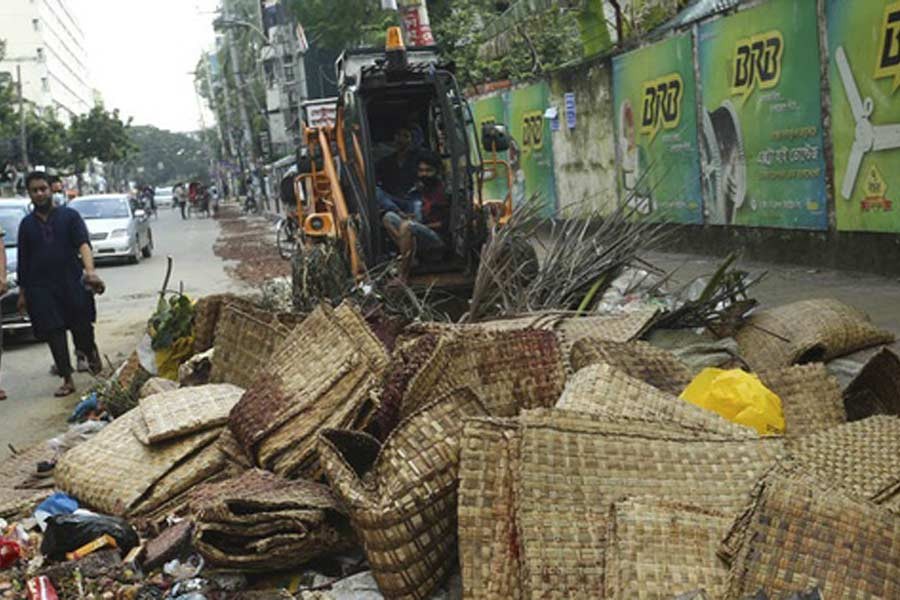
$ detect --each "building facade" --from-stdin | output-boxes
[0,0,92,123]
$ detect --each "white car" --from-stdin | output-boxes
[155,186,174,207]
[69,194,153,263]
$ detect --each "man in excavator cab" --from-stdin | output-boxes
[381,150,449,280]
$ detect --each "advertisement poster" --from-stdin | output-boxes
[828,0,900,232]
[698,0,828,229]
[508,82,557,217]
[473,93,511,205]
[612,32,703,224]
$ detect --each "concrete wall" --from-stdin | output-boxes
[548,57,618,216]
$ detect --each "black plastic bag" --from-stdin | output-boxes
[41,513,139,561]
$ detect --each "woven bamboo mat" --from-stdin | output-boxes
[783,416,900,505]
[758,363,845,438]
[210,303,293,389]
[844,348,900,421]
[259,369,376,479]
[138,384,244,444]
[332,300,389,372]
[228,309,358,451]
[319,388,489,600]
[216,427,254,469]
[556,363,754,438]
[734,298,894,371]
[555,310,658,372]
[723,473,900,598]
[193,294,255,354]
[512,410,784,599]
[569,339,693,396]
[604,498,732,599]
[132,440,227,516]
[55,408,221,516]
[458,418,522,600]
[0,442,54,518]
[192,469,352,571]
[400,329,567,420]
[369,333,441,441]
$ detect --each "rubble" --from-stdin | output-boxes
[3,269,900,599]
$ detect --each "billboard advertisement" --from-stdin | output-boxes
[473,93,511,206]
[508,82,557,217]
[828,0,900,232]
[612,32,704,224]
[698,0,828,229]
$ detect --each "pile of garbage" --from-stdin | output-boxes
[2,287,900,599]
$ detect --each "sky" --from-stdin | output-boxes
[73,0,221,132]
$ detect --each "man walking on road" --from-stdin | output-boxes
[17,171,105,397]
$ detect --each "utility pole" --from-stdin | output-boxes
[16,65,29,168]
[223,2,264,208]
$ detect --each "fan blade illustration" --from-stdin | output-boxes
[842,144,865,200]
[872,124,900,152]
[836,47,865,122]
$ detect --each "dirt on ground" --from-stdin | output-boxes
[213,205,292,285]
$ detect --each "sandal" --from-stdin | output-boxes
[0,389,6,401]
[54,383,76,397]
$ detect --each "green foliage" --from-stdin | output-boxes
[68,105,135,170]
[149,293,195,351]
[431,0,582,87]
[285,0,397,51]
[128,125,209,186]
[26,110,68,167]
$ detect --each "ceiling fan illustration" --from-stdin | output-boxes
[835,46,900,200]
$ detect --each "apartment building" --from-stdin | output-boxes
[0,0,92,123]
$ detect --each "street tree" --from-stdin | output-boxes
[68,105,135,170]
[127,125,210,186]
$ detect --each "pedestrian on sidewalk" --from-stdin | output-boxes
[16,171,105,397]
[0,223,7,401]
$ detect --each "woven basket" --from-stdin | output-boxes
[723,473,900,599]
[137,384,244,444]
[844,348,900,421]
[734,298,895,371]
[55,408,221,516]
[191,469,353,572]
[755,363,845,438]
[401,329,567,420]
[555,310,658,372]
[512,410,783,599]
[783,415,900,506]
[210,304,293,389]
[318,388,489,600]
[569,339,694,396]
[604,498,731,599]
[457,418,521,600]
[556,363,754,438]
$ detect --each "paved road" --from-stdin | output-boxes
[0,206,246,458]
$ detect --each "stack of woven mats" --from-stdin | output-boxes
[0,443,56,519]
[189,468,354,572]
[228,301,389,479]
[55,384,244,518]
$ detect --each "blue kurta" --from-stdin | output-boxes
[16,206,96,339]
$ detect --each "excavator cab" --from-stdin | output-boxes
[292,27,511,293]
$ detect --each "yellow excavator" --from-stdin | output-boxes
[290,27,514,298]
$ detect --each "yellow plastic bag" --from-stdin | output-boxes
[679,368,785,435]
[155,335,195,381]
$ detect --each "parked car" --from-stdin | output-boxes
[0,198,32,334]
[69,194,153,264]
[155,186,174,208]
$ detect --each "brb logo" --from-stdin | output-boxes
[520,111,544,154]
[875,2,900,93]
[731,31,784,100]
[639,73,683,143]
